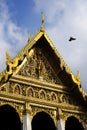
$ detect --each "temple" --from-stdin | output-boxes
[0,14,87,130]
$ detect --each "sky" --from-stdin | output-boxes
[0,0,87,92]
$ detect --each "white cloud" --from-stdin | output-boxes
[0,0,27,72]
[33,0,87,91]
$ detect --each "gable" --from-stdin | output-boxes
[0,25,87,108]
[17,46,63,85]
[0,31,81,88]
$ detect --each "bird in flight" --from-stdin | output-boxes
[69,37,76,42]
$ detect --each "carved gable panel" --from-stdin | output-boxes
[18,47,62,85]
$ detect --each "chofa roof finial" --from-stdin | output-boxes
[40,12,45,32]
[6,51,11,65]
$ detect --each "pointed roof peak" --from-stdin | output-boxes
[40,12,45,32]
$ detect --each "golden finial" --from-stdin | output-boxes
[42,12,44,25]
[76,71,80,82]
[28,32,30,42]
[40,12,45,32]
[6,51,11,64]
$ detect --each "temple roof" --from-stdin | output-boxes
[0,15,87,103]
[0,29,80,85]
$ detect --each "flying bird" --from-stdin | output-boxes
[69,37,76,42]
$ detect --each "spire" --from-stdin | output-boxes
[28,32,31,42]
[40,12,45,32]
[42,12,44,25]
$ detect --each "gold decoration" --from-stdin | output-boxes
[28,32,31,42]
[31,105,57,126]
[18,47,62,84]
[76,71,81,82]
[23,102,32,115]
[71,72,81,86]
[5,55,19,80]
[0,100,24,122]
[39,89,46,99]
[0,17,87,130]
[63,112,85,130]
[50,92,57,102]
[40,12,45,32]
[27,87,34,97]
[6,51,11,65]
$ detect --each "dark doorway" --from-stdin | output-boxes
[32,111,56,130]
[65,116,84,130]
[0,104,21,130]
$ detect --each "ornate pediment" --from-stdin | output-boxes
[18,47,62,85]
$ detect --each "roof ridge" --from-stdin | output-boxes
[15,31,41,59]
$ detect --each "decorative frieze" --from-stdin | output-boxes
[0,81,82,107]
[18,47,62,85]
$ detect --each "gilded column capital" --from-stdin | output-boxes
[23,102,32,115]
[58,108,64,119]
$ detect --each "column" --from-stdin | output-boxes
[23,114,31,130]
[57,119,65,130]
[23,102,32,130]
[85,123,87,130]
[57,108,65,130]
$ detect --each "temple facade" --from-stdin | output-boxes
[0,16,87,130]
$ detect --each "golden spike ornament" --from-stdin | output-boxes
[40,12,45,32]
[6,51,11,65]
[28,32,31,42]
[71,72,81,86]
[42,12,44,25]
[76,71,80,82]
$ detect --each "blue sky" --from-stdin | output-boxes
[0,0,87,92]
[2,0,41,34]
